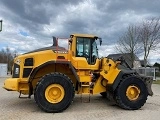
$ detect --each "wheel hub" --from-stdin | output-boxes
[45,84,65,103]
[126,85,140,101]
[53,90,58,95]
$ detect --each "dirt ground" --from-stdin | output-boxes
[0,77,160,120]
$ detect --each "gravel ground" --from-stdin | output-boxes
[0,77,160,120]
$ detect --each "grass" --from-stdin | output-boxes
[153,80,160,84]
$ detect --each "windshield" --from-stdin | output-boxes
[76,37,99,64]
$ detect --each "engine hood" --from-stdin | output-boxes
[23,45,66,55]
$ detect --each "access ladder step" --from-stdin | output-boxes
[19,91,31,99]
[80,82,92,103]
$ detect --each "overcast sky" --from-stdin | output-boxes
[0,0,160,64]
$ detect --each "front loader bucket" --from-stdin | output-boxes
[142,76,153,96]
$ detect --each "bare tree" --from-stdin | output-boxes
[0,47,15,71]
[139,18,160,67]
[115,25,142,67]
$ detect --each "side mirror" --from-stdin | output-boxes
[68,38,72,43]
[99,38,102,46]
[0,20,2,32]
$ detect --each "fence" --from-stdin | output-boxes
[134,67,156,80]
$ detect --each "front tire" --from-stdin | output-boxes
[115,76,148,110]
[34,72,75,113]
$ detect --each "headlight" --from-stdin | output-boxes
[15,68,19,74]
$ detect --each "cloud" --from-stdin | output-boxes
[0,0,160,63]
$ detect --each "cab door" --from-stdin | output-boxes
[71,37,99,70]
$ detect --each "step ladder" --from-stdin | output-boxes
[19,90,31,99]
[80,82,92,103]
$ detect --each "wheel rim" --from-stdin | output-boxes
[126,85,140,101]
[45,84,65,103]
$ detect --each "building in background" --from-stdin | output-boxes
[0,63,7,77]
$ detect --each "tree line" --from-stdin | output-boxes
[0,47,17,71]
[115,17,160,68]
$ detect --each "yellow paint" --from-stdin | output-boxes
[45,84,65,103]
[92,76,107,94]
[3,78,20,91]
[126,85,140,101]
[19,83,29,91]
[79,76,91,82]
[100,58,121,84]
[71,57,100,70]
[4,33,122,97]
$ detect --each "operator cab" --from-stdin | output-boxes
[76,37,99,65]
[69,34,102,70]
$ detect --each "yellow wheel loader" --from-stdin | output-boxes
[3,34,153,113]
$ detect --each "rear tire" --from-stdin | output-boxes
[34,72,75,113]
[115,76,148,110]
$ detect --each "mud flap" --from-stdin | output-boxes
[142,76,153,96]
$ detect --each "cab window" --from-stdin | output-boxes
[76,37,98,65]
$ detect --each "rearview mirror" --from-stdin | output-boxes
[0,20,2,32]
